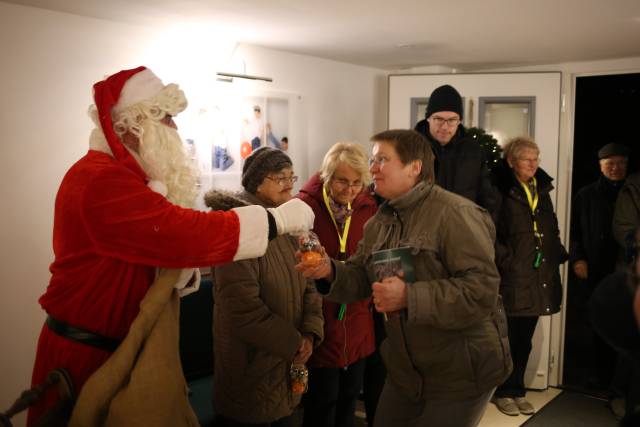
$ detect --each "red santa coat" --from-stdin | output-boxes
[29,150,246,424]
[296,173,376,368]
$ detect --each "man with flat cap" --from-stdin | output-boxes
[572,143,629,287]
[415,84,497,216]
[569,142,629,390]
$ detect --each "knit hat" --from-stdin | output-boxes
[598,143,629,160]
[92,66,166,179]
[426,84,463,120]
[242,147,292,193]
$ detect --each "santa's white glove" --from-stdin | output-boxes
[267,199,314,236]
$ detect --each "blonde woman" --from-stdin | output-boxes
[296,143,378,427]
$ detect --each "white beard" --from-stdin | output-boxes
[137,119,200,208]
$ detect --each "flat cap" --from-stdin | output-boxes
[598,143,629,160]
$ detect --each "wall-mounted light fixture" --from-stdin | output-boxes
[215,72,273,83]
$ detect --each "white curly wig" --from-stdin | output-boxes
[88,83,199,208]
[89,83,187,142]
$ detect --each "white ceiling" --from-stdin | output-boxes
[6,0,640,70]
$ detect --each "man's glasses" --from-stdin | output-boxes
[429,116,461,127]
[331,177,364,190]
[265,175,298,187]
[368,155,391,167]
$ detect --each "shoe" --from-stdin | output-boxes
[608,397,626,420]
[491,397,520,416]
[514,397,535,415]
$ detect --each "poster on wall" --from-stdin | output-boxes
[183,94,291,209]
[239,96,289,163]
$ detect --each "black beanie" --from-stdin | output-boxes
[425,85,463,120]
[242,147,292,193]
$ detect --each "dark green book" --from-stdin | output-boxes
[371,246,415,283]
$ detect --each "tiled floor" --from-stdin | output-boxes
[353,387,563,427]
[479,388,562,427]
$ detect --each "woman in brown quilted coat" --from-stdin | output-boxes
[206,147,324,427]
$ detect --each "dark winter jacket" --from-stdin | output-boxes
[296,173,376,368]
[318,181,511,401]
[613,172,640,260]
[570,175,624,285]
[415,120,498,218]
[205,190,324,424]
[492,160,568,317]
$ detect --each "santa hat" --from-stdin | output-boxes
[92,66,166,180]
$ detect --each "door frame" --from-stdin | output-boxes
[555,68,640,387]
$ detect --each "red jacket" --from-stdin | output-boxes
[296,173,377,368]
[29,150,244,425]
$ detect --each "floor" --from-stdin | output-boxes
[352,387,563,427]
[478,388,562,427]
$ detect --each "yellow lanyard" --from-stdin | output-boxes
[322,185,352,254]
[519,177,540,237]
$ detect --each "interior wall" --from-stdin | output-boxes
[0,3,386,424]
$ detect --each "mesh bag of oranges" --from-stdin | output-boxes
[298,231,323,268]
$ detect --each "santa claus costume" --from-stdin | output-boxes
[28,66,312,425]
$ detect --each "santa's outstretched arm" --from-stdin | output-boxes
[231,198,314,260]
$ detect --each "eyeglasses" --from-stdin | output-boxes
[601,159,627,168]
[331,177,364,190]
[516,157,539,164]
[368,155,391,167]
[265,175,298,187]
[429,116,461,127]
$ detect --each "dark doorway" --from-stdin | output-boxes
[563,72,640,396]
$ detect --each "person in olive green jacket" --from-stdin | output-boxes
[297,130,511,427]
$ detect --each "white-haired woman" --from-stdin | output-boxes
[490,137,568,416]
[296,142,379,427]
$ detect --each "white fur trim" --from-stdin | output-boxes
[114,69,165,114]
[176,268,201,298]
[89,128,113,156]
[232,205,269,261]
[147,180,168,197]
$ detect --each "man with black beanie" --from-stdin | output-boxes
[415,84,497,217]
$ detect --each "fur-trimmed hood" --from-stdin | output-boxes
[203,189,274,212]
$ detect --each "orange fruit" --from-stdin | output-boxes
[301,251,322,267]
[291,380,305,394]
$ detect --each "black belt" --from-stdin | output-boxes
[46,315,121,353]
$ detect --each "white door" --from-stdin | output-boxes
[388,72,562,390]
